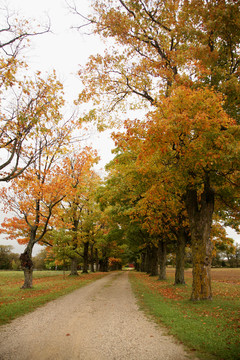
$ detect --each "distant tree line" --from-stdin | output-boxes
[0,246,48,270]
[0,246,21,270]
[1,243,239,271]
[167,244,240,269]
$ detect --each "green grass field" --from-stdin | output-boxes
[129,268,240,360]
[0,270,107,326]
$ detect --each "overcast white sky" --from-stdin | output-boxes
[6,0,115,166]
[0,0,116,254]
[0,0,239,255]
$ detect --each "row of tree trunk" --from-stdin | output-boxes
[139,235,186,285]
[139,179,214,302]
[20,239,110,289]
[69,242,109,275]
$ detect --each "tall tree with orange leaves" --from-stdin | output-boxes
[106,85,239,299]
[125,87,240,300]
[0,111,80,288]
[72,0,240,124]
[0,166,67,288]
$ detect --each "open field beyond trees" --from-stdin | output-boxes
[130,268,240,360]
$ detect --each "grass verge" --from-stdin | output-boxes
[0,270,107,326]
[129,269,240,360]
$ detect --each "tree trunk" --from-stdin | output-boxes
[22,268,33,288]
[99,249,108,272]
[95,248,99,272]
[20,243,34,289]
[175,230,186,285]
[145,245,151,274]
[134,261,140,271]
[69,215,80,276]
[99,258,109,272]
[149,245,158,276]
[185,180,214,301]
[90,243,95,272]
[82,241,89,274]
[140,251,146,272]
[20,251,34,289]
[70,257,79,276]
[158,241,167,280]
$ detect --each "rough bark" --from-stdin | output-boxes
[158,241,167,280]
[20,251,34,289]
[140,251,146,272]
[90,243,95,272]
[99,249,109,272]
[145,245,151,274]
[95,248,99,272]
[174,230,186,285]
[99,258,109,272]
[70,257,79,276]
[185,179,214,301]
[69,215,80,276]
[82,241,89,274]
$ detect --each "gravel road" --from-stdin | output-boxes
[0,271,196,360]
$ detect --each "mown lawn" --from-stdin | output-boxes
[0,270,107,326]
[129,268,240,360]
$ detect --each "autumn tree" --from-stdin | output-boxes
[68,1,240,297]
[80,202,104,273]
[80,202,125,273]
[0,166,67,287]
[0,95,80,287]
[97,144,163,276]
[97,196,140,270]
[130,183,190,283]
[71,1,240,288]
[0,71,67,181]
[103,128,190,282]
[47,229,72,271]
[124,87,239,300]
[0,6,55,181]
[72,0,239,124]
[97,173,148,271]
[183,0,240,122]
[53,150,100,275]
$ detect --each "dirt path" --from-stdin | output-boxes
[0,272,196,360]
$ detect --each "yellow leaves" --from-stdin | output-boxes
[107,84,239,237]
[0,56,19,89]
[75,0,240,137]
[0,149,99,245]
[0,63,67,181]
[145,86,237,172]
